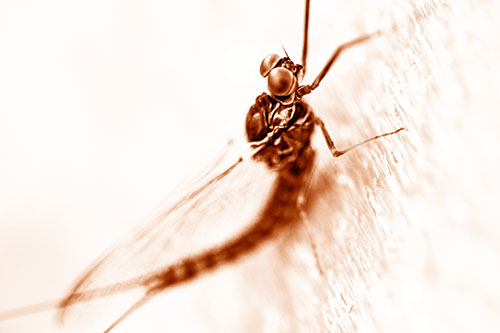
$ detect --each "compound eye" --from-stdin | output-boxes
[260,54,281,77]
[267,67,297,97]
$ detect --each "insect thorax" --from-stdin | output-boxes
[245,93,315,168]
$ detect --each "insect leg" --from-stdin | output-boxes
[103,291,156,333]
[297,27,394,98]
[314,117,405,158]
[297,191,338,309]
[300,209,327,279]
[299,197,356,315]
[301,0,311,74]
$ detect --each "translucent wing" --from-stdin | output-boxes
[58,139,278,324]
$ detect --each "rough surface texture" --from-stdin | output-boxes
[1,0,499,332]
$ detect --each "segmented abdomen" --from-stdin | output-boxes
[146,145,316,293]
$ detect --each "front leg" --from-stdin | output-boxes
[314,117,406,158]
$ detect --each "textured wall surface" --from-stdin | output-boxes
[1,0,499,332]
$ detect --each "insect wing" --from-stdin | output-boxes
[58,141,278,326]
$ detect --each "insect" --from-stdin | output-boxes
[0,0,406,331]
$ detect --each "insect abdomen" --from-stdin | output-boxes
[147,147,315,293]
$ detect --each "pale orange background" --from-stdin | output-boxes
[1,0,500,332]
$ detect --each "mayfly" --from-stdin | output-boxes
[0,0,405,331]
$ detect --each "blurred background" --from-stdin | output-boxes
[1,0,499,332]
